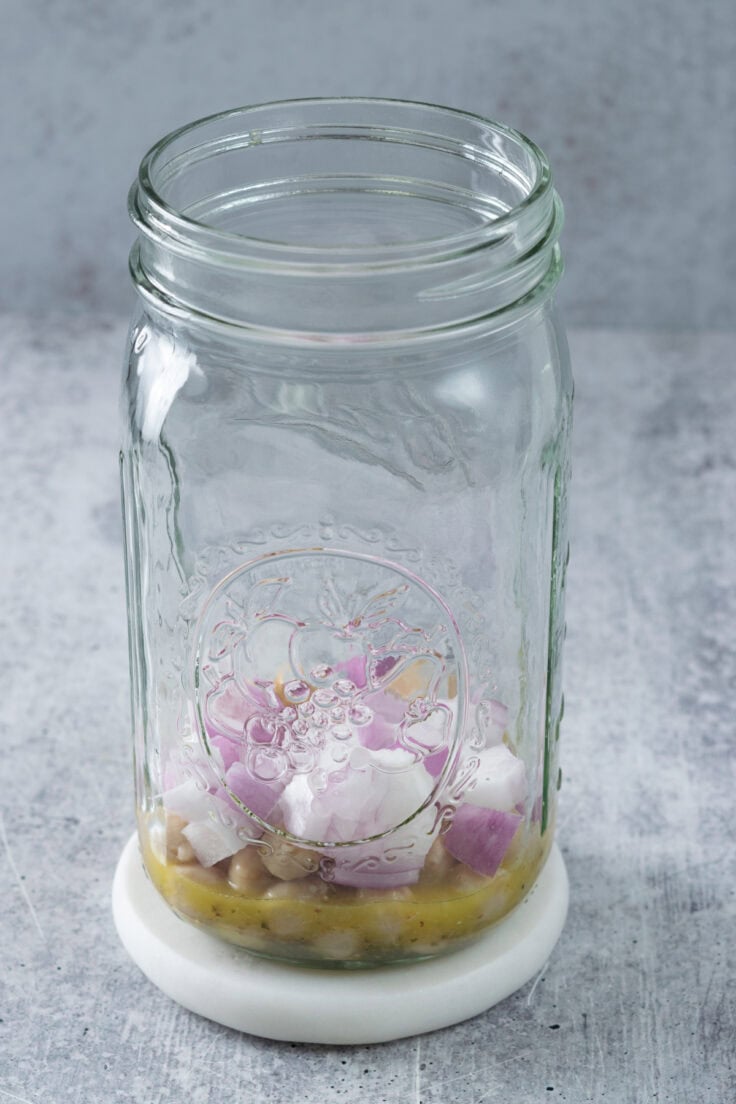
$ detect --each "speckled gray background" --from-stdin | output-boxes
[2,0,735,327]
[2,3,736,1100]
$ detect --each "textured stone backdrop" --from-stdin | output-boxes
[3,0,734,327]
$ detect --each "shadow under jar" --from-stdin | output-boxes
[120,98,572,969]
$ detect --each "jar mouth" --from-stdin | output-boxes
[130,98,563,335]
[132,97,556,273]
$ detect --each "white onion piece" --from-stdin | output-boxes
[278,746,436,888]
[279,773,331,841]
[280,747,432,841]
[163,778,216,823]
[163,778,257,867]
[182,816,256,868]
[465,744,527,810]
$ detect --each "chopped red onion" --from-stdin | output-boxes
[205,677,255,739]
[342,654,368,689]
[223,761,283,822]
[278,746,436,887]
[356,686,408,751]
[280,747,432,840]
[167,647,523,884]
[327,807,437,888]
[424,746,450,778]
[208,731,241,772]
[444,805,521,876]
[324,803,436,896]
[164,778,257,866]
[371,655,399,682]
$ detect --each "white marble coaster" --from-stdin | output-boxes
[112,834,568,1044]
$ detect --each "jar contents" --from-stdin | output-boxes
[140,645,550,966]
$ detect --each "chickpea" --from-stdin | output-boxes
[355,885,414,902]
[228,845,273,894]
[417,837,458,884]
[260,839,320,881]
[165,812,192,862]
[263,878,329,901]
[312,929,362,961]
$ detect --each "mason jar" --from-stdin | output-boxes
[120,98,572,970]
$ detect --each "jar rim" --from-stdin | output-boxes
[131,97,557,275]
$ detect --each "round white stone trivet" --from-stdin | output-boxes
[112,833,568,1044]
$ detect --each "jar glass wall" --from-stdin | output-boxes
[120,99,572,968]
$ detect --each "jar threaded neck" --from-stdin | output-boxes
[130,98,563,339]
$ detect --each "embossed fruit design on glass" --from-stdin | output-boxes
[120,99,572,968]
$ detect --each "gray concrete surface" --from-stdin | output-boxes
[0,317,734,1102]
[2,0,735,329]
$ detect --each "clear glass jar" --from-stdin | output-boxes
[120,98,571,968]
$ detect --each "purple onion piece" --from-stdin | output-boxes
[341,654,368,689]
[223,761,283,821]
[208,731,242,771]
[327,860,423,889]
[323,804,437,888]
[444,805,521,877]
[424,746,450,778]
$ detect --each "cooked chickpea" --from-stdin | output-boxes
[228,845,273,893]
[260,839,320,881]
